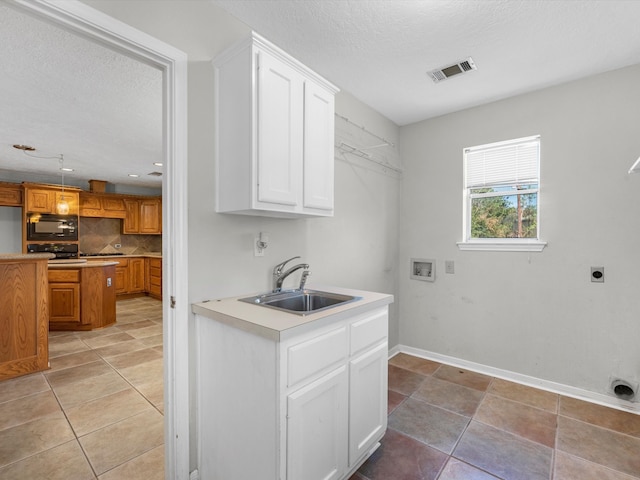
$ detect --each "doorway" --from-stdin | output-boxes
[6,1,190,478]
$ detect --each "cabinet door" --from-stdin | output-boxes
[123,199,140,233]
[139,198,161,234]
[349,342,388,465]
[26,189,54,213]
[101,196,126,218]
[128,258,146,293]
[303,81,335,211]
[0,183,22,206]
[115,266,128,294]
[256,50,303,207]
[287,366,348,480]
[79,193,102,216]
[54,191,78,215]
[49,283,81,324]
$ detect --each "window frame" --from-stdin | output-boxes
[458,135,547,252]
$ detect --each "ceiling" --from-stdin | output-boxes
[0,3,162,189]
[2,1,640,190]
[213,0,640,126]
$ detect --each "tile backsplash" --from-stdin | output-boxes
[79,217,162,255]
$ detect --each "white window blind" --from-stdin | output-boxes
[465,136,540,188]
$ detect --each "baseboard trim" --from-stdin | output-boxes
[389,344,640,415]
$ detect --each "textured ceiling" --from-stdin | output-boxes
[213,0,640,126]
[0,3,162,189]
[3,1,640,189]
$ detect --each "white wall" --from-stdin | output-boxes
[399,63,640,398]
[81,0,401,470]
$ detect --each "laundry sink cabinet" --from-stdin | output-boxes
[193,287,393,480]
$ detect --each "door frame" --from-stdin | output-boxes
[7,1,190,478]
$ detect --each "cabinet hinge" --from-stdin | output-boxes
[170,296,176,309]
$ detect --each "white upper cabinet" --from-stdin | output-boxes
[214,32,339,218]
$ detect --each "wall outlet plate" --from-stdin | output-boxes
[445,260,455,274]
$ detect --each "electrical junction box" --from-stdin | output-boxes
[411,258,435,282]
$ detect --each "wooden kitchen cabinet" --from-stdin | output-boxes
[122,197,161,234]
[111,257,147,296]
[48,269,81,325]
[194,303,389,480]
[0,255,50,381]
[147,257,162,300]
[139,198,162,233]
[23,183,79,215]
[0,181,22,206]
[214,32,338,218]
[123,199,140,233]
[48,264,116,331]
[128,257,146,293]
[79,192,126,218]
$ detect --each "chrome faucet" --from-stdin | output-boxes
[272,256,310,292]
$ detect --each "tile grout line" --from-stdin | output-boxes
[42,367,100,479]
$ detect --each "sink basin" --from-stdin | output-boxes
[239,289,361,315]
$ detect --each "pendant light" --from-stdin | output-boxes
[13,145,73,213]
[57,154,70,214]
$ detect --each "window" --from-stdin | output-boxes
[458,135,546,252]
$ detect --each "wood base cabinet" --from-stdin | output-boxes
[112,257,145,296]
[195,305,388,480]
[0,256,49,381]
[48,265,116,331]
[147,257,162,300]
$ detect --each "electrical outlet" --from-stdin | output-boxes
[107,277,112,287]
[445,260,455,274]
[114,244,121,249]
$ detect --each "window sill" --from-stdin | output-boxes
[457,240,547,252]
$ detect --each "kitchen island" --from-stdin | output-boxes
[192,286,393,480]
[0,253,53,380]
[48,259,117,331]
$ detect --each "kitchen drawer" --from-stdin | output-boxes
[150,266,161,279]
[350,308,388,355]
[48,269,80,283]
[287,326,347,388]
[150,275,161,287]
[113,258,129,268]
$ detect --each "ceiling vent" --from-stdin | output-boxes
[428,57,477,83]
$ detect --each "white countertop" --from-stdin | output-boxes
[192,285,393,341]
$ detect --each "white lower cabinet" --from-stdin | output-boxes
[287,366,348,480]
[194,304,389,480]
[349,342,388,464]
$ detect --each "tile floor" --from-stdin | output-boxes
[0,296,164,480]
[352,353,640,480]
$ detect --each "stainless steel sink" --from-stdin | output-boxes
[239,289,361,315]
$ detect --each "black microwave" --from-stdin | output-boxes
[26,213,78,241]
